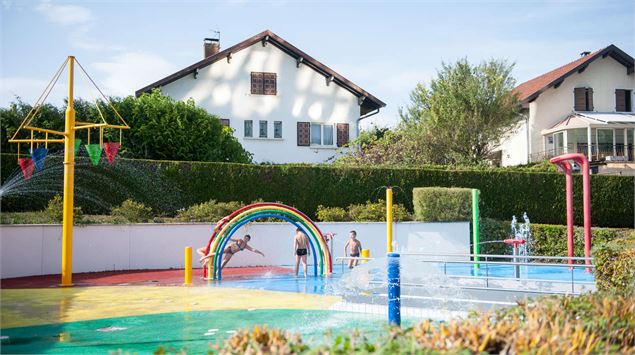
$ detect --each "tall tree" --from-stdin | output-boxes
[1,91,252,163]
[399,58,521,164]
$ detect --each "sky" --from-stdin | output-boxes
[1,0,633,128]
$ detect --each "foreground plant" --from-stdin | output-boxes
[213,326,308,355]
[410,292,634,354]
[210,293,633,354]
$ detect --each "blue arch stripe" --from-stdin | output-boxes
[215,213,319,280]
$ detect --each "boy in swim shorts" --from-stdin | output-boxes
[293,228,310,277]
[344,230,362,269]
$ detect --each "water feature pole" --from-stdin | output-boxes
[6,56,130,287]
[184,247,192,285]
[550,154,593,271]
[61,56,76,287]
[387,252,401,326]
[471,189,480,268]
[386,187,393,253]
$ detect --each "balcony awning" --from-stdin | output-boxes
[542,112,635,135]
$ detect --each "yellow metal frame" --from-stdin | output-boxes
[8,56,130,287]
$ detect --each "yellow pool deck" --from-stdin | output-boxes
[1,286,342,329]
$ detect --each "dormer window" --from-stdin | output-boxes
[574,87,594,111]
[251,72,277,95]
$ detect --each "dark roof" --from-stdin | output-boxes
[135,30,386,115]
[514,44,634,106]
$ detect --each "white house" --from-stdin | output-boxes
[136,30,385,164]
[498,45,634,168]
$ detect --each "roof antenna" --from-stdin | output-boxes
[203,30,221,59]
[580,51,591,57]
[208,30,220,42]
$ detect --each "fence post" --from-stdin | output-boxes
[361,249,370,263]
[387,252,401,327]
[472,189,480,271]
[184,246,192,285]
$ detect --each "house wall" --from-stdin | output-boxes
[499,118,529,166]
[0,222,470,279]
[159,43,362,164]
[501,56,634,166]
[529,57,634,155]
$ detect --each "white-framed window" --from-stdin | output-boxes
[310,123,334,146]
[259,120,268,138]
[274,121,282,138]
[244,120,253,138]
[323,124,333,145]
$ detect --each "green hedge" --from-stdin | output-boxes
[530,224,633,257]
[594,232,635,292]
[315,200,411,222]
[478,221,633,257]
[412,187,472,222]
[1,153,633,227]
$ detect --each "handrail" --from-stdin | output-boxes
[444,274,594,285]
[335,257,373,262]
[335,256,594,267]
[397,252,593,261]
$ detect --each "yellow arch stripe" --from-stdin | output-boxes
[209,205,330,274]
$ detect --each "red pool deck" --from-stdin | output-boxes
[1,266,294,289]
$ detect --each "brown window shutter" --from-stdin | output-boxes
[264,73,277,95]
[336,123,350,147]
[574,87,586,111]
[297,122,310,146]
[251,72,263,94]
[587,88,593,111]
[616,89,626,112]
[220,119,230,127]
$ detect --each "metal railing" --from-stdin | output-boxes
[335,253,595,295]
[530,144,634,163]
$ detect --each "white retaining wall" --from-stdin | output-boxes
[0,222,469,279]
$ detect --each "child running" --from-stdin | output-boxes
[344,230,362,269]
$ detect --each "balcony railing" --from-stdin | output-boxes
[529,144,634,163]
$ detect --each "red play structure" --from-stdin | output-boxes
[549,153,592,269]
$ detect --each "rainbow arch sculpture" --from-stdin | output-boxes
[203,202,332,280]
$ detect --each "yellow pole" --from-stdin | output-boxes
[386,187,393,253]
[184,247,192,285]
[361,249,370,263]
[60,56,76,287]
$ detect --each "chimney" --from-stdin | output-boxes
[204,38,220,58]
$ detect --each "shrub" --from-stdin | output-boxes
[478,218,510,255]
[315,200,411,222]
[413,187,472,222]
[110,199,153,223]
[315,205,349,222]
[348,200,410,222]
[410,292,635,353]
[594,232,635,293]
[530,224,630,257]
[44,195,83,224]
[476,220,631,257]
[175,199,243,223]
[212,326,307,354]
